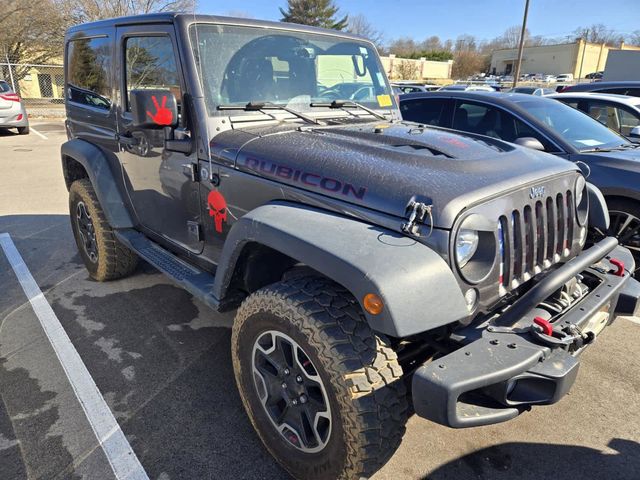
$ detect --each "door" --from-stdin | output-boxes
[115,24,203,253]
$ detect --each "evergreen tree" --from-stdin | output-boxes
[279,0,348,31]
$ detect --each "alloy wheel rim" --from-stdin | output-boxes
[251,330,332,453]
[76,201,98,263]
[593,210,640,274]
[609,210,640,274]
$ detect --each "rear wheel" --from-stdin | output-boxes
[232,275,408,480]
[17,126,29,135]
[69,179,138,281]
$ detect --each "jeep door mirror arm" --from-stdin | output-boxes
[163,126,193,155]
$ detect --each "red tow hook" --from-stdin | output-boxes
[610,258,625,277]
[533,316,554,336]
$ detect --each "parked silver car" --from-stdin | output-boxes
[0,80,29,134]
[550,92,640,142]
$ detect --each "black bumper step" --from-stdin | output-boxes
[115,229,220,310]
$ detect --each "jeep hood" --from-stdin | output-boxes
[211,121,579,229]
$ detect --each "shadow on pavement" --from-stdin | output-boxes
[423,438,640,480]
[1,214,290,479]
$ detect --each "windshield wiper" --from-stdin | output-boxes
[309,100,388,121]
[217,101,321,125]
[581,143,638,153]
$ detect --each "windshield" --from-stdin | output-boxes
[518,99,630,151]
[189,24,394,117]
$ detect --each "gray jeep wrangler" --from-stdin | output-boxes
[61,13,640,480]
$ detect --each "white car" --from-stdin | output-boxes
[543,75,557,83]
[556,73,574,82]
[0,80,29,135]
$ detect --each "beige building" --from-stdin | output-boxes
[382,54,453,81]
[490,40,640,78]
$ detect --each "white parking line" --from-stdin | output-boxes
[29,127,47,140]
[622,316,640,325]
[0,233,149,480]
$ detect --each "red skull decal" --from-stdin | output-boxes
[207,190,227,233]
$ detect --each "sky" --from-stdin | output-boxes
[197,0,640,44]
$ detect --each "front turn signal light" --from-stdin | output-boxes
[363,293,384,315]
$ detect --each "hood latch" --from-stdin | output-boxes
[402,200,433,237]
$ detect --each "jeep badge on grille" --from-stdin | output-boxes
[530,186,545,199]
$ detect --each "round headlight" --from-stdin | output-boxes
[575,176,588,226]
[456,229,479,268]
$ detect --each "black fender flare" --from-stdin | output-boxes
[213,203,468,337]
[61,139,134,229]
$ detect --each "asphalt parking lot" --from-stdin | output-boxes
[1,122,639,480]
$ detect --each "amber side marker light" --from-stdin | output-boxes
[363,293,384,315]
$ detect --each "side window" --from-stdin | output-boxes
[626,89,640,97]
[453,102,502,137]
[584,100,619,130]
[601,88,627,95]
[401,99,447,126]
[511,116,557,152]
[125,36,180,110]
[558,99,580,109]
[618,108,640,136]
[67,36,112,110]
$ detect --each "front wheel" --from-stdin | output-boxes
[594,198,640,275]
[232,275,408,480]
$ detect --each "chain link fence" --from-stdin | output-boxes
[1,57,65,118]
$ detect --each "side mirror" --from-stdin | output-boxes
[130,89,178,129]
[515,137,545,151]
[630,126,640,139]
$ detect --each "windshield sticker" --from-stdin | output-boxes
[575,139,604,147]
[377,94,392,107]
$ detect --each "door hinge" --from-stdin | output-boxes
[182,162,198,182]
[402,201,433,237]
[187,221,203,241]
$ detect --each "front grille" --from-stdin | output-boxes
[499,190,577,289]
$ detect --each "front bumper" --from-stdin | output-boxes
[412,238,639,428]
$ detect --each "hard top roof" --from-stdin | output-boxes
[66,12,368,43]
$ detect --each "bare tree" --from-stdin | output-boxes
[627,30,640,46]
[387,37,419,57]
[62,0,197,23]
[420,36,443,52]
[571,24,624,46]
[394,60,420,80]
[1,0,69,89]
[451,50,485,79]
[346,14,384,49]
[455,35,477,52]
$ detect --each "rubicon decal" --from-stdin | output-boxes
[242,156,367,200]
[207,190,227,233]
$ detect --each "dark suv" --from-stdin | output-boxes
[61,13,640,480]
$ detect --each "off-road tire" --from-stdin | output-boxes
[17,126,29,135]
[69,179,138,281]
[232,275,408,480]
